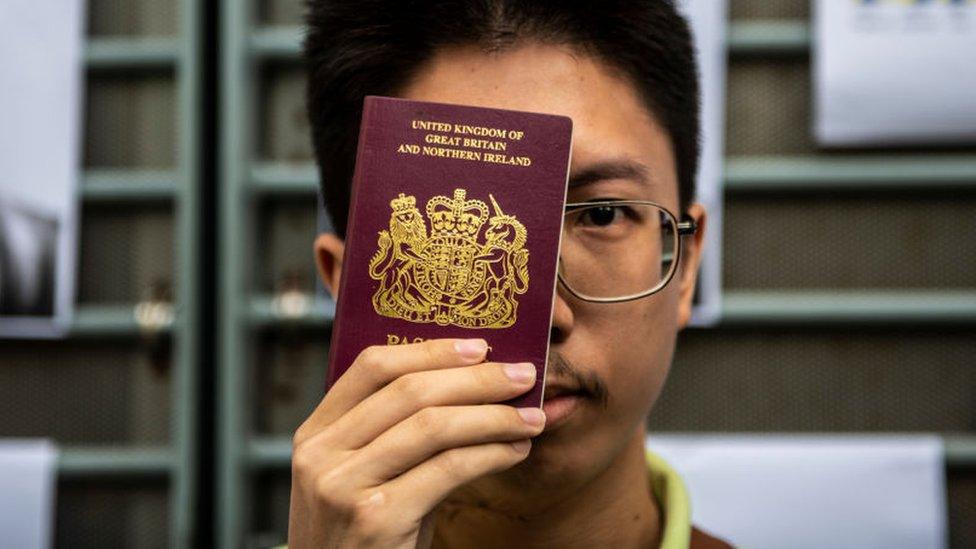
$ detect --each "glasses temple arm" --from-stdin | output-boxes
[677,216,697,236]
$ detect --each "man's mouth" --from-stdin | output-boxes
[541,382,588,430]
[539,351,608,432]
[542,383,586,401]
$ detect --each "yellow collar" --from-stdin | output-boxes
[646,448,692,549]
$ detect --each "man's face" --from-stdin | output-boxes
[391,41,706,491]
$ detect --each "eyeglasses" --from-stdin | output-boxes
[558,200,697,303]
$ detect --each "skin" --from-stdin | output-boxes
[289,41,707,548]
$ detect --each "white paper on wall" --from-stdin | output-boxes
[0,440,58,549]
[0,0,86,338]
[814,0,976,146]
[677,0,727,327]
[647,434,947,549]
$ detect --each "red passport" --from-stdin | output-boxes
[326,95,573,408]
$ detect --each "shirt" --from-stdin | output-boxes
[649,448,734,549]
[647,447,692,549]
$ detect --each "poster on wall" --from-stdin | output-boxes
[677,0,727,326]
[0,0,85,338]
[814,0,976,146]
[0,440,58,549]
[648,434,946,549]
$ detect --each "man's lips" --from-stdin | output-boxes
[543,384,585,400]
[541,381,589,429]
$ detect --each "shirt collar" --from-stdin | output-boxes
[646,447,692,549]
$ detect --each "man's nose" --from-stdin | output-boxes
[549,281,575,344]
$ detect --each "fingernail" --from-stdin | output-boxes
[511,439,532,453]
[503,362,536,383]
[517,407,546,427]
[454,339,487,360]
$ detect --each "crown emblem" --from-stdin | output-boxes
[390,193,416,213]
[426,189,488,239]
[368,188,530,329]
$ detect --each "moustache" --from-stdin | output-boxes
[546,350,609,409]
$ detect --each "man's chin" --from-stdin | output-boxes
[456,432,600,518]
[509,416,592,479]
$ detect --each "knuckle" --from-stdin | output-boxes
[292,422,310,448]
[312,474,336,506]
[477,362,506,388]
[313,466,352,511]
[474,443,526,476]
[291,446,314,479]
[433,450,465,482]
[292,421,337,457]
[422,338,453,365]
[392,372,427,403]
[496,446,528,471]
[356,345,396,385]
[421,339,439,363]
[356,345,384,368]
[501,405,525,428]
[411,407,442,438]
[486,443,525,471]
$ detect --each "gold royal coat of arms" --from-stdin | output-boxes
[368,188,529,329]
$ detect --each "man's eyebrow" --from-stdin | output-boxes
[567,159,651,189]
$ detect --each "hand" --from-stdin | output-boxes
[288,338,544,548]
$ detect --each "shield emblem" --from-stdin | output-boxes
[420,235,477,299]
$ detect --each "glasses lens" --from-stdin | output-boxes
[559,202,678,300]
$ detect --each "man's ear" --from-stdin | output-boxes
[314,233,345,298]
[676,202,707,329]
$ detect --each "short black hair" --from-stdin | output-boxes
[304,0,700,238]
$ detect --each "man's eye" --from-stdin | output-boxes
[581,206,623,227]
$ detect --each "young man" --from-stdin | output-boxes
[289,1,730,547]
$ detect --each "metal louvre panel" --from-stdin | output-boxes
[249,471,291,549]
[948,471,976,549]
[730,0,809,21]
[726,60,812,155]
[85,74,177,169]
[87,0,178,37]
[724,195,976,289]
[252,334,328,437]
[56,480,169,549]
[255,198,318,295]
[259,0,305,27]
[0,341,171,444]
[78,204,174,304]
[652,329,976,432]
[258,66,313,163]
[36,0,202,545]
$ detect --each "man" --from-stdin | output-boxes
[289,1,729,547]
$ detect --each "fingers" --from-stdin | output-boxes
[379,439,534,523]
[322,360,538,450]
[353,404,546,482]
[296,339,489,444]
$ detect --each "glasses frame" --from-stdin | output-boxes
[558,199,698,303]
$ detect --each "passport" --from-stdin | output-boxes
[326,95,573,408]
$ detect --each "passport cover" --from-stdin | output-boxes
[326,95,573,408]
